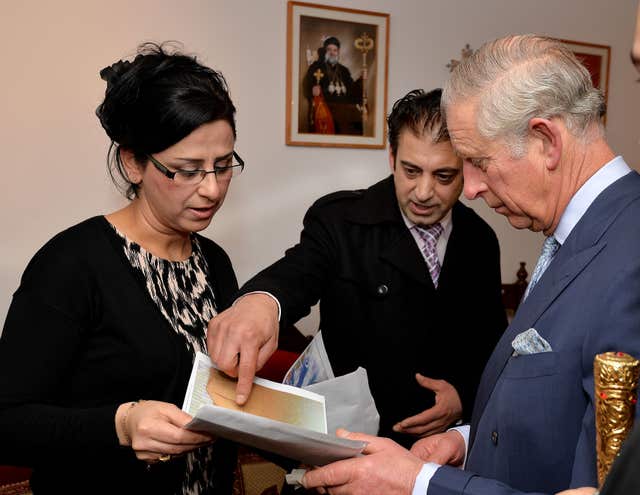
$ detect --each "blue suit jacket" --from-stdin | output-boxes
[428,171,640,495]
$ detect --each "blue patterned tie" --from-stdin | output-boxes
[415,223,444,287]
[523,236,560,300]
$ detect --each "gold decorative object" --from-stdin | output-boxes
[446,44,474,72]
[594,351,640,486]
[354,32,374,125]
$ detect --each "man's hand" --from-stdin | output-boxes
[555,488,598,495]
[393,375,463,437]
[410,430,466,466]
[302,429,424,495]
[207,293,279,405]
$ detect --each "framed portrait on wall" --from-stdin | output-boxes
[557,38,611,123]
[286,1,389,148]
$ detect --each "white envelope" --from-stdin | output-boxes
[304,367,380,436]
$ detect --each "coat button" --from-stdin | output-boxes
[376,284,389,296]
[491,431,498,445]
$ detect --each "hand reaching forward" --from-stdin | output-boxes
[555,489,598,495]
[207,293,279,405]
[302,429,424,495]
[115,400,215,463]
[410,430,466,467]
[393,374,463,437]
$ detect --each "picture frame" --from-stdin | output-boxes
[557,38,611,123]
[286,1,389,148]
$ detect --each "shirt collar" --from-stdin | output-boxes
[553,156,631,245]
[401,207,453,238]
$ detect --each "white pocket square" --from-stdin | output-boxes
[512,328,553,356]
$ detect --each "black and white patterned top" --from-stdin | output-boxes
[113,227,219,495]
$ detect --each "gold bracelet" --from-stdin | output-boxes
[121,400,139,446]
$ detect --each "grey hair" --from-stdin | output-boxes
[442,34,605,157]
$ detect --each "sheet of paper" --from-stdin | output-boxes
[283,331,335,387]
[183,352,366,466]
[207,367,326,433]
[182,352,214,413]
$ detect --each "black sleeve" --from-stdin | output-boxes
[451,229,507,421]
[0,242,120,466]
[468,231,507,419]
[600,417,640,493]
[239,202,338,329]
[303,63,317,101]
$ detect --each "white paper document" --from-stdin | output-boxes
[304,367,379,436]
[182,352,366,466]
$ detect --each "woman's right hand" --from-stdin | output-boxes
[115,400,215,463]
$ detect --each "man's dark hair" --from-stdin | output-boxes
[387,88,448,156]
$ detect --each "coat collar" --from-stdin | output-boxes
[344,174,466,227]
[344,175,402,225]
[343,175,467,288]
[343,175,432,286]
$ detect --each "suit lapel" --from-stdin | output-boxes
[511,243,605,330]
[469,241,605,443]
[469,171,640,447]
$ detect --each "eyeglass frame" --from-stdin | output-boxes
[146,151,244,184]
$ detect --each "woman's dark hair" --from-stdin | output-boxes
[96,42,237,199]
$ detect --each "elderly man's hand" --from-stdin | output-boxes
[302,429,424,495]
[555,488,598,495]
[410,430,466,466]
[207,293,279,405]
[393,375,463,437]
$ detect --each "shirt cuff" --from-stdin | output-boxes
[234,291,282,321]
[412,462,440,495]
[447,424,470,468]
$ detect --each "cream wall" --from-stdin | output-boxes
[1,0,639,334]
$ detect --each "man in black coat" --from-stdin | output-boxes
[208,89,507,448]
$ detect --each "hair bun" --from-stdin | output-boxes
[99,59,133,90]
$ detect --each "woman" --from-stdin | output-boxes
[0,43,243,494]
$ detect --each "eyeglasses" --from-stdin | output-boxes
[147,151,244,186]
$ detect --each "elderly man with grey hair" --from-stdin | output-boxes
[302,33,640,495]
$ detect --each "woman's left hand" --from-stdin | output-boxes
[115,400,215,463]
